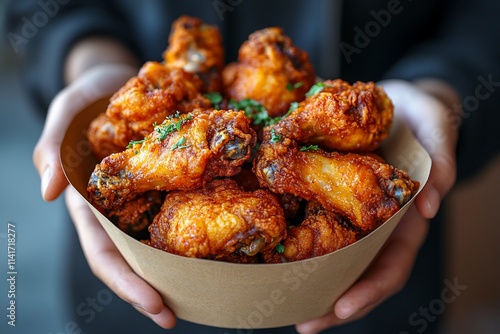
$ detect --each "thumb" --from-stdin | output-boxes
[33,64,136,201]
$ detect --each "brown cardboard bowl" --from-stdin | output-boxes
[60,97,431,329]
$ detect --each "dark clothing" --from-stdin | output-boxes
[6,0,500,178]
[6,0,500,333]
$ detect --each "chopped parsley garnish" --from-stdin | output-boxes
[229,98,283,127]
[204,92,223,109]
[275,243,285,254]
[171,136,188,150]
[156,123,177,141]
[300,145,319,152]
[270,128,282,143]
[126,139,145,149]
[230,98,267,124]
[155,114,193,141]
[286,82,304,91]
[305,82,333,97]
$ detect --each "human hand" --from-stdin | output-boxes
[33,64,176,329]
[295,79,459,334]
[33,64,137,201]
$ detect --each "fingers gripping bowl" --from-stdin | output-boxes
[59,16,431,329]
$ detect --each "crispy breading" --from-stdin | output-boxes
[87,62,212,158]
[148,179,287,260]
[253,129,419,231]
[163,15,224,92]
[262,200,358,263]
[223,27,315,118]
[274,79,393,152]
[88,109,256,209]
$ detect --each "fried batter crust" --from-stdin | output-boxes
[262,200,358,263]
[148,179,287,260]
[88,109,256,209]
[87,62,212,159]
[103,191,164,239]
[163,15,224,92]
[223,27,316,117]
[274,79,393,152]
[253,130,419,231]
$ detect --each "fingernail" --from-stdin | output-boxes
[132,302,150,313]
[41,167,51,199]
[336,300,355,319]
[425,186,440,218]
[337,307,355,320]
[132,302,160,315]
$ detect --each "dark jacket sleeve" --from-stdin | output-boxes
[382,0,500,180]
[5,0,138,113]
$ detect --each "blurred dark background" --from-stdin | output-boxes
[0,1,499,333]
[0,2,73,333]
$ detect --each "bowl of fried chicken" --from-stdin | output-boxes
[60,16,430,329]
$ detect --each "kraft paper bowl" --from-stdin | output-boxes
[60,97,431,329]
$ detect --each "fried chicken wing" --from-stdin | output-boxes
[88,109,256,209]
[87,62,212,158]
[262,200,358,263]
[86,112,124,160]
[253,130,419,231]
[274,80,393,152]
[148,179,287,260]
[163,16,224,92]
[87,16,224,159]
[223,27,315,118]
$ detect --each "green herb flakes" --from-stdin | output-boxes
[305,82,332,97]
[286,82,303,91]
[126,139,145,149]
[171,136,188,150]
[270,128,282,143]
[300,145,319,152]
[204,92,223,109]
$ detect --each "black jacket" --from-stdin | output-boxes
[6,0,500,178]
[5,2,499,333]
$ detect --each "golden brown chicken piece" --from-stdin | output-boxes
[253,130,419,231]
[262,200,358,263]
[273,80,393,152]
[87,16,223,159]
[148,178,287,260]
[86,113,124,160]
[88,109,256,209]
[163,16,224,92]
[223,27,316,118]
[87,62,212,159]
